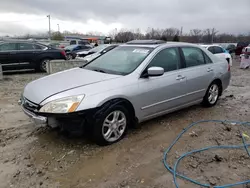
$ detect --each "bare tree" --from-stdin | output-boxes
[190,29,203,43]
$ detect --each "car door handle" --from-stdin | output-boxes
[176,75,185,80]
[207,68,213,72]
[9,52,16,54]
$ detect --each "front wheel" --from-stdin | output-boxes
[92,105,130,146]
[202,82,220,107]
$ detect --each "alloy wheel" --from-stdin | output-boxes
[102,110,127,142]
[41,59,49,72]
[208,84,219,104]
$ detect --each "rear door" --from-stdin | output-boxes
[179,46,214,103]
[137,47,188,119]
[0,42,19,70]
[17,43,37,67]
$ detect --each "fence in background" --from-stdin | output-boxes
[46,60,87,74]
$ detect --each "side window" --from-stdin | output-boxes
[82,46,90,50]
[182,47,205,68]
[148,48,180,72]
[0,43,17,51]
[70,40,77,45]
[213,46,224,54]
[34,44,46,50]
[207,47,214,54]
[19,43,35,50]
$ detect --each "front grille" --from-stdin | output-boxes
[22,98,39,112]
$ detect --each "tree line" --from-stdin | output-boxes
[5,27,249,44]
[109,28,250,44]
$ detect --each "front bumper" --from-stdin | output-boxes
[19,97,97,133]
[21,105,47,124]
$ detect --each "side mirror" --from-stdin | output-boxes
[146,67,164,77]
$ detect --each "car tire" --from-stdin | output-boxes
[202,81,220,107]
[38,58,50,72]
[91,104,130,146]
[67,54,73,60]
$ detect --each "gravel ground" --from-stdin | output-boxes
[0,62,250,188]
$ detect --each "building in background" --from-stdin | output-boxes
[64,35,111,45]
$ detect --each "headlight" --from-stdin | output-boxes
[39,95,84,113]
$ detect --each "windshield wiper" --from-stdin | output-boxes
[93,69,106,73]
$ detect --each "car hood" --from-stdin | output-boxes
[83,53,100,61]
[23,68,121,104]
[77,50,91,55]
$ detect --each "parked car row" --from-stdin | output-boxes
[64,44,92,60]
[19,40,231,145]
[200,44,233,66]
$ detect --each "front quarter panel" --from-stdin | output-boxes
[39,74,141,116]
[76,83,139,111]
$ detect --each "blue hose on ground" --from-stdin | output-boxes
[163,120,250,188]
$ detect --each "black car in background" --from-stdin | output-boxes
[64,44,92,60]
[0,41,66,72]
[222,44,236,54]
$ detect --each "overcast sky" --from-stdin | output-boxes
[0,0,249,36]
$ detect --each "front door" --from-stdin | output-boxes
[136,47,188,120]
[0,42,19,71]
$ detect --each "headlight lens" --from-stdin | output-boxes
[39,95,84,113]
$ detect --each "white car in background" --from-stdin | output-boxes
[76,44,118,63]
[201,45,233,66]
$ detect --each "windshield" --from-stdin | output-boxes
[83,46,153,75]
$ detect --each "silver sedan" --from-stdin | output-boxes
[19,40,231,145]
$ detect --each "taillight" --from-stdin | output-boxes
[61,50,66,57]
[228,63,230,71]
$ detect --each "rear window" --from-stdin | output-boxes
[237,42,249,47]
[213,46,224,54]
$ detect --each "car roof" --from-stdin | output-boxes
[200,44,224,48]
[0,40,47,46]
[126,39,166,45]
[121,41,206,49]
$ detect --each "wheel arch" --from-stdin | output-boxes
[96,97,137,125]
[98,98,136,117]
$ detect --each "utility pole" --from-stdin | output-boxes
[211,28,218,44]
[47,15,51,40]
[57,24,60,33]
[180,26,183,37]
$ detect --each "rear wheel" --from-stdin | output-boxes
[67,54,73,60]
[38,59,50,72]
[202,82,220,107]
